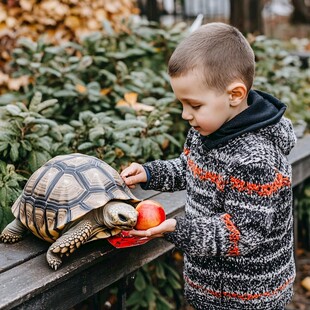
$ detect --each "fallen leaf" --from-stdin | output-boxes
[75,84,87,93]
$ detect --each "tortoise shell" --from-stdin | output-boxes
[11,154,139,242]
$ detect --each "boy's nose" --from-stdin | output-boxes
[182,108,193,121]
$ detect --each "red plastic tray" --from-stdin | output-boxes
[107,231,150,248]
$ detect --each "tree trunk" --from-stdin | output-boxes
[291,0,310,23]
[146,0,160,22]
[230,0,264,34]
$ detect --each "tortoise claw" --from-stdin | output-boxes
[46,249,62,270]
[0,232,22,243]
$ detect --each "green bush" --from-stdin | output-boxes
[252,36,310,126]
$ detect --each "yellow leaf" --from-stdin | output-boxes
[117,93,154,112]
[116,99,130,107]
[95,9,107,21]
[65,16,80,30]
[20,0,35,11]
[105,2,121,14]
[301,277,310,291]
[115,147,124,158]
[7,76,29,90]
[6,17,17,28]
[100,88,112,96]
[87,19,100,30]
[124,92,138,105]
[76,84,87,93]
[0,10,7,23]
[0,72,9,84]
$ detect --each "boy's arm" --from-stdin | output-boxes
[164,162,293,257]
[122,129,196,192]
[141,153,188,192]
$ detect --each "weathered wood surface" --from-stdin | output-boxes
[0,135,309,310]
[288,135,310,187]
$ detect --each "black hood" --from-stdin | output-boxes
[201,90,287,151]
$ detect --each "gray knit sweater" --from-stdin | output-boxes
[142,93,297,309]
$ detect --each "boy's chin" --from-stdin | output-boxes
[193,127,209,136]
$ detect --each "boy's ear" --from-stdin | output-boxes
[227,82,247,106]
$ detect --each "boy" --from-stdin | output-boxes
[121,23,296,310]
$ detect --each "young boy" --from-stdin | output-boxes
[121,23,297,310]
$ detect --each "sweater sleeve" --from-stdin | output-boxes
[164,162,293,257]
[141,129,196,192]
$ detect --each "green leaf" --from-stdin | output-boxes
[0,142,9,153]
[134,271,146,291]
[89,127,105,142]
[6,104,21,116]
[54,89,77,97]
[35,99,58,113]
[17,37,37,52]
[145,285,156,303]
[167,275,182,289]
[113,142,132,154]
[9,142,20,162]
[77,142,94,151]
[28,151,50,172]
[0,203,14,232]
[31,118,58,127]
[29,92,42,108]
[163,133,181,147]
[126,291,142,307]
[16,58,29,66]
[114,120,147,130]
[155,262,166,279]
[156,296,174,310]
[164,264,181,280]
[39,67,62,77]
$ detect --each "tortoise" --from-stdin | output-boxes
[0,154,139,270]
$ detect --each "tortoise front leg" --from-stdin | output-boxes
[0,219,27,243]
[46,220,92,270]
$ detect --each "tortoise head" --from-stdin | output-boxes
[102,200,138,230]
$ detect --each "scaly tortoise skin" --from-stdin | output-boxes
[0,154,139,270]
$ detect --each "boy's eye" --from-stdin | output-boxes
[192,105,201,110]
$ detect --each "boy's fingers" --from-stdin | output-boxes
[124,173,146,187]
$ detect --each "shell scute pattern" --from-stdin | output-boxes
[12,154,137,242]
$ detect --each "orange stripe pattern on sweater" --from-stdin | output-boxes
[184,148,291,196]
[221,213,240,256]
[184,275,294,301]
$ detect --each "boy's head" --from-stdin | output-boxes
[168,22,255,93]
[168,23,255,136]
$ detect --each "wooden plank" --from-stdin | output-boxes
[10,238,175,310]
[288,135,310,187]
[0,236,47,273]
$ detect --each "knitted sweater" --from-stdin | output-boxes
[142,91,297,310]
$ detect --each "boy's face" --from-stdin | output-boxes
[170,72,235,136]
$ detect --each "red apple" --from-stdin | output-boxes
[135,200,166,230]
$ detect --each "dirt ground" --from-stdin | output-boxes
[286,249,310,310]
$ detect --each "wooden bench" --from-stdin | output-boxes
[0,135,310,310]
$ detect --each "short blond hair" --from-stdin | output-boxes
[168,22,255,93]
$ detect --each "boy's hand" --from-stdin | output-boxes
[128,219,177,238]
[121,163,147,188]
